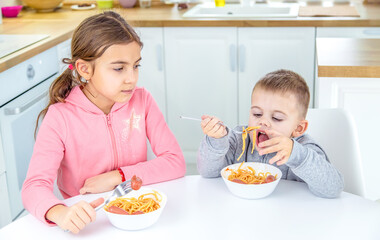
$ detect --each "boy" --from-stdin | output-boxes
[197,69,344,198]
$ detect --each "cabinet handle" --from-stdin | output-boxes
[230,44,237,72]
[362,29,380,36]
[239,44,246,73]
[4,91,47,115]
[156,44,163,72]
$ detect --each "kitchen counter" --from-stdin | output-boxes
[1,176,380,239]
[1,2,380,73]
[317,38,380,78]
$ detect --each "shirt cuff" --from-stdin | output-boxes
[286,139,309,169]
[35,198,65,226]
[205,132,229,153]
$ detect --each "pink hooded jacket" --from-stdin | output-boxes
[22,86,186,225]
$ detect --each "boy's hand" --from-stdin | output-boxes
[46,198,104,234]
[257,129,293,166]
[201,115,227,139]
[79,170,122,195]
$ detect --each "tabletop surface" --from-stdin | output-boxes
[1,175,380,240]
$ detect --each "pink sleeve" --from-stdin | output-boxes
[21,105,66,225]
[121,89,186,185]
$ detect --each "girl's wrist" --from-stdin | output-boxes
[45,204,66,223]
[117,168,125,183]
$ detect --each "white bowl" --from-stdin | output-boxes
[221,162,282,199]
[103,187,167,230]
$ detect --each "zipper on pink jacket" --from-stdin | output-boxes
[106,115,118,170]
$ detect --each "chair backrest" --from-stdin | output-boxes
[306,108,366,197]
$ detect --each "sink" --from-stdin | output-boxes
[183,3,299,18]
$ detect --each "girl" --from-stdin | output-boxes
[22,11,186,234]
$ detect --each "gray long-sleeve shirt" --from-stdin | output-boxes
[197,125,344,198]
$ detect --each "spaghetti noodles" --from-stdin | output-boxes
[105,191,162,215]
[226,162,277,184]
[236,126,261,161]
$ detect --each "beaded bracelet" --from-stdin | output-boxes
[117,168,126,182]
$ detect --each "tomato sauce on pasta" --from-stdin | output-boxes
[226,162,277,184]
[105,191,162,215]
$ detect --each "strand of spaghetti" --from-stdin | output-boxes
[236,126,260,161]
[227,165,278,184]
[251,129,256,154]
[105,191,162,214]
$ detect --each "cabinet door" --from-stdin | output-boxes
[164,27,238,163]
[135,28,167,119]
[0,172,12,228]
[238,27,315,125]
[317,77,380,201]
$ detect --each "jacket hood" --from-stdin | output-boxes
[64,86,129,115]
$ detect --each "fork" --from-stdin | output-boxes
[63,180,133,232]
[179,115,243,134]
[94,179,133,211]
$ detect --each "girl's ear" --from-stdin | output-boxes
[75,59,93,81]
[292,119,308,138]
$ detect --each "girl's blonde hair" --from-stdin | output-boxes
[35,11,143,136]
[253,69,310,118]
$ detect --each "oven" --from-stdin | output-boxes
[0,46,59,226]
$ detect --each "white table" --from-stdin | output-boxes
[1,175,380,240]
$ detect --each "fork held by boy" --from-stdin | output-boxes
[179,115,242,134]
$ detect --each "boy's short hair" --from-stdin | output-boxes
[253,69,310,118]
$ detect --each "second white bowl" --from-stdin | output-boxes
[221,162,282,199]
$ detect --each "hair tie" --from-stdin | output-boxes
[68,64,74,70]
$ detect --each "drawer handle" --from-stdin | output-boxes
[4,91,47,115]
[362,29,380,36]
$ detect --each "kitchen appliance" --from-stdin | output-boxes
[0,42,59,226]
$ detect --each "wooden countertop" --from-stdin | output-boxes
[317,38,380,78]
[1,2,380,73]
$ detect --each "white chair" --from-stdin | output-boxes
[306,108,366,197]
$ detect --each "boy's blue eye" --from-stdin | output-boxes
[114,67,123,71]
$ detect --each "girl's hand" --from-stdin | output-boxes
[257,129,293,166]
[79,170,121,195]
[46,198,104,234]
[201,115,227,139]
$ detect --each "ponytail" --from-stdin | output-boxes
[34,59,81,139]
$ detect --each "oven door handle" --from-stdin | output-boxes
[4,91,47,115]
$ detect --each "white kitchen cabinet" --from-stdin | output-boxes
[163,27,316,163]
[56,39,72,74]
[0,172,12,228]
[238,27,315,124]
[164,27,238,163]
[135,28,167,119]
[316,77,380,200]
[0,135,11,229]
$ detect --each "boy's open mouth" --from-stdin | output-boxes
[256,130,269,145]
